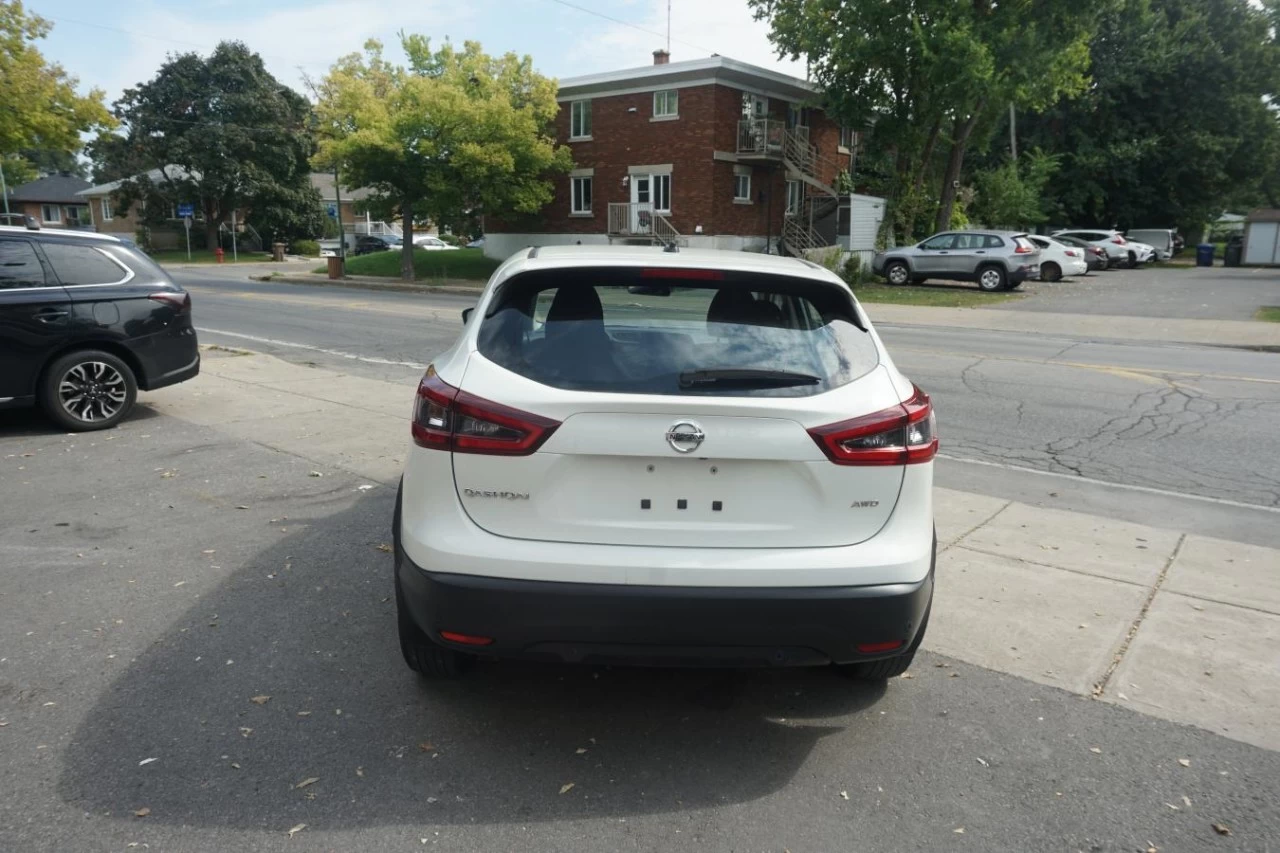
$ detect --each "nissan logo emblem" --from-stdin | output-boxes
[665,421,705,453]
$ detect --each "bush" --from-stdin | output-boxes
[290,239,321,257]
[841,254,873,287]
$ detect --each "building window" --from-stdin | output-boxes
[100,198,114,221]
[571,176,593,214]
[733,171,751,201]
[66,205,89,226]
[787,103,804,129]
[41,204,62,223]
[742,93,768,119]
[786,180,802,215]
[570,100,592,139]
[653,174,671,213]
[653,89,678,118]
[840,126,856,149]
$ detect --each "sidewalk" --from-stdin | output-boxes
[865,303,1280,348]
[146,347,1280,752]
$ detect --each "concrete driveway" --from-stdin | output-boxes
[993,264,1280,321]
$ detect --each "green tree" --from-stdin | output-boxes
[0,2,112,189]
[750,0,1102,237]
[971,149,1059,228]
[313,37,571,280]
[93,41,320,250]
[1020,0,1279,231]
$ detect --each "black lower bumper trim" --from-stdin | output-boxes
[396,549,934,668]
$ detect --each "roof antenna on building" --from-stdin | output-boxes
[666,0,671,54]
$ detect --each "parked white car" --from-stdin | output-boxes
[1124,239,1157,265]
[1028,236,1089,281]
[394,246,937,680]
[1052,229,1136,268]
[413,234,460,251]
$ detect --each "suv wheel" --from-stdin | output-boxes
[976,265,1007,291]
[40,350,137,432]
[884,261,911,286]
[395,574,474,678]
[1040,261,1061,282]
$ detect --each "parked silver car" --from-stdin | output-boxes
[872,230,1042,291]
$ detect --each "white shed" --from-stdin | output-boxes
[844,193,885,252]
[1242,209,1280,265]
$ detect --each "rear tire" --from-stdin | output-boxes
[976,265,1007,291]
[884,260,911,286]
[838,603,931,682]
[1127,251,1138,269]
[396,574,473,678]
[39,349,137,432]
[1041,262,1061,283]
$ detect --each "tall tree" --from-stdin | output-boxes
[313,37,571,280]
[1019,0,1280,231]
[94,42,320,250]
[750,0,1102,238]
[0,1,112,187]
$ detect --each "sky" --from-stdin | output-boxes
[30,0,806,105]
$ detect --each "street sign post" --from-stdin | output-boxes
[326,203,337,218]
[177,204,195,261]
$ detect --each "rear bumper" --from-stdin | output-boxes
[1009,264,1037,284]
[396,545,934,667]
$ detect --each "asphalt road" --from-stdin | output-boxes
[992,264,1280,321]
[176,270,1280,545]
[3,413,1278,852]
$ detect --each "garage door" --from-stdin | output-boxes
[1244,222,1279,265]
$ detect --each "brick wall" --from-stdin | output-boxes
[489,80,845,241]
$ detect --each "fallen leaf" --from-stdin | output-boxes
[839,790,849,800]
[133,807,150,818]
[230,762,241,769]
[376,544,393,552]
[559,782,575,795]
[239,727,253,738]
[294,777,319,790]
[1078,623,1089,629]
[160,471,175,479]
[0,720,8,727]
[1117,692,1129,700]
[235,505,249,510]
[1089,747,1102,754]
[1147,845,1159,853]
[953,827,965,834]
[976,757,990,767]
[297,711,312,717]
[1165,802,1181,811]
[949,672,958,678]
[1212,823,1231,837]
[138,757,158,766]
[172,581,186,588]
[202,549,216,554]
[250,695,271,705]
[357,485,374,491]
[900,672,913,679]
[309,471,323,477]
[418,742,435,752]
[1177,758,1191,768]
[575,747,588,755]
[287,823,307,838]
[356,767,364,777]
[1182,795,1192,808]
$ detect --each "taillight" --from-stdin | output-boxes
[808,385,937,466]
[1014,238,1034,254]
[412,367,560,455]
[1111,236,1126,244]
[148,291,190,313]
[1065,249,1080,257]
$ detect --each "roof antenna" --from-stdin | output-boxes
[666,0,671,54]
[662,239,679,253]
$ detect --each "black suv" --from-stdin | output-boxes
[0,226,199,431]
[355,235,400,255]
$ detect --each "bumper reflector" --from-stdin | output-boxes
[440,631,495,646]
[856,640,905,654]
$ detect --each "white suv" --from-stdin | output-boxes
[393,246,936,681]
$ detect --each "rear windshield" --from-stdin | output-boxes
[476,267,878,397]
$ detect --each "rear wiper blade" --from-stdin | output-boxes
[679,368,821,389]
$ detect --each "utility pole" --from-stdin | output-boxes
[0,158,9,217]
[1009,102,1018,162]
[334,166,345,262]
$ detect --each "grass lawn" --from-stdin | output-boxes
[1255,306,1280,323]
[850,282,1023,307]
[315,247,499,281]
[150,249,272,265]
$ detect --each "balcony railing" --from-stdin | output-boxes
[737,120,809,157]
[607,203,681,244]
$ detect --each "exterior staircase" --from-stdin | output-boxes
[776,125,842,258]
[606,203,685,246]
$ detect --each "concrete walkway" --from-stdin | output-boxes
[145,347,1280,752]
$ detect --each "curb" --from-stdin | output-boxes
[245,274,485,296]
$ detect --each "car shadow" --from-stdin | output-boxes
[57,491,888,829]
[0,400,165,437]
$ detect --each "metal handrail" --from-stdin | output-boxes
[737,119,787,155]
[607,202,682,244]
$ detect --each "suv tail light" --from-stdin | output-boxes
[1064,249,1080,257]
[808,385,937,466]
[148,291,191,313]
[412,367,560,455]
[1013,238,1035,254]
[1111,236,1126,244]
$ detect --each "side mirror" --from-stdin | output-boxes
[461,307,474,324]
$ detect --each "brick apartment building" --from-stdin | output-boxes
[484,51,857,261]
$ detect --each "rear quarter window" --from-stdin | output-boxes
[477,268,878,397]
[42,243,130,285]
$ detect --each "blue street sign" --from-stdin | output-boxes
[177,203,194,217]
[326,203,338,218]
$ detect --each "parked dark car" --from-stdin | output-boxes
[355,235,401,255]
[0,225,199,431]
[1054,234,1109,272]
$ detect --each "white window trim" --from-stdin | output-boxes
[785,179,802,216]
[652,89,678,119]
[627,164,673,176]
[100,198,114,221]
[570,175,593,216]
[733,167,752,203]
[569,100,592,141]
[42,204,62,224]
[652,173,671,214]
